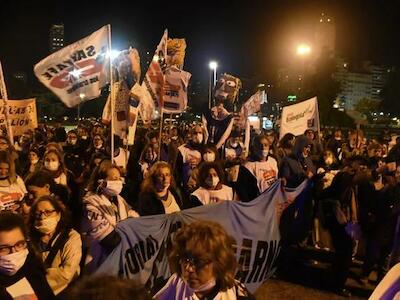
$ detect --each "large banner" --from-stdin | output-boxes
[34,25,110,108]
[0,99,38,136]
[279,97,320,139]
[97,180,308,293]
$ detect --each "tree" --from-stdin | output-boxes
[353,98,380,122]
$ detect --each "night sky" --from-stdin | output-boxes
[1,0,400,90]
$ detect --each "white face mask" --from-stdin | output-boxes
[203,152,215,162]
[206,176,219,188]
[35,214,60,234]
[0,248,29,276]
[262,150,269,157]
[30,158,39,165]
[94,143,103,149]
[231,142,239,148]
[103,180,123,196]
[68,138,77,145]
[45,161,59,171]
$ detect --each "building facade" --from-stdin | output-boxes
[49,24,64,53]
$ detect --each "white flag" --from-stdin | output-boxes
[163,66,191,113]
[34,25,110,108]
[279,97,320,139]
[142,29,168,109]
[240,91,262,119]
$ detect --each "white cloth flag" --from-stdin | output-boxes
[240,91,262,124]
[142,29,168,109]
[163,66,191,113]
[279,97,320,139]
[34,25,110,108]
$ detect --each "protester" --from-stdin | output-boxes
[190,162,233,206]
[155,220,254,299]
[0,152,27,213]
[0,212,55,299]
[82,159,138,270]
[22,146,42,180]
[137,161,185,216]
[245,134,279,193]
[28,196,82,295]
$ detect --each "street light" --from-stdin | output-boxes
[208,61,218,108]
[296,43,311,56]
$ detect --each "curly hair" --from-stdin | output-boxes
[197,162,225,189]
[140,161,174,193]
[168,220,237,291]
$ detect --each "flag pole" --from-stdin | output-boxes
[0,61,14,145]
[107,25,115,163]
[158,106,164,161]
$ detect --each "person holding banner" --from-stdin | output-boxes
[137,161,185,216]
[244,134,279,194]
[82,159,138,271]
[155,220,254,300]
[190,162,233,206]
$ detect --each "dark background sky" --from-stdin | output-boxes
[1,0,400,89]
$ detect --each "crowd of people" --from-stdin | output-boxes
[0,119,399,299]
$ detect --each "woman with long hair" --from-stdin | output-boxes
[137,161,185,216]
[28,196,82,295]
[82,159,138,271]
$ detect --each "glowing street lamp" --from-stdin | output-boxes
[208,61,218,108]
[296,43,311,56]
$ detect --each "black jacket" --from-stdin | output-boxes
[137,188,185,216]
[0,252,55,300]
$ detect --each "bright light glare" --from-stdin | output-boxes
[79,93,85,99]
[297,44,311,56]
[69,69,82,77]
[106,50,121,60]
[209,61,218,70]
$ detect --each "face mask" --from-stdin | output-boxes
[45,161,59,171]
[192,278,217,293]
[95,143,103,149]
[203,152,215,162]
[102,180,123,196]
[0,248,29,276]
[193,133,203,144]
[35,214,60,234]
[81,136,87,140]
[231,142,238,148]
[262,150,269,157]
[69,139,77,145]
[206,176,219,188]
[171,136,178,141]
[30,158,39,165]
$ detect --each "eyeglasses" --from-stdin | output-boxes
[35,209,56,219]
[0,240,28,256]
[179,254,211,271]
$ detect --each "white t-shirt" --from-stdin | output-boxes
[191,185,233,205]
[0,176,27,211]
[162,192,181,214]
[245,158,278,193]
[155,273,250,300]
